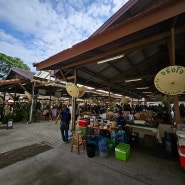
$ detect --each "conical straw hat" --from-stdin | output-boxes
[78,86,87,98]
[154,65,185,95]
[121,96,129,104]
[66,82,79,97]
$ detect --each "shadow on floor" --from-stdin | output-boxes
[130,138,179,162]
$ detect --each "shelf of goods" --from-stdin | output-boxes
[176,124,185,168]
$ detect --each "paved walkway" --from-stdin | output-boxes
[0,121,184,185]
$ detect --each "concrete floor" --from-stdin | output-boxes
[0,120,184,185]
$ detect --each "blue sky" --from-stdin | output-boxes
[0,0,128,72]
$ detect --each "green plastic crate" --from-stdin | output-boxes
[115,143,130,161]
[78,126,87,135]
[104,138,115,153]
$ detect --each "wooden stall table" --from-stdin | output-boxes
[127,122,162,143]
[87,124,117,133]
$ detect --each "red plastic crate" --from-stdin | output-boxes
[178,150,185,168]
[78,120,88,127]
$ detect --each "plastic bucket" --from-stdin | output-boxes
[99,151,108,158]
[98,141,108,158]
[86,144,96,158]
[87,136,104,151]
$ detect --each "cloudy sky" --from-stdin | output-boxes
[0,0,128,72]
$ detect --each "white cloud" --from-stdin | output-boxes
[0,0,127,72]
[112,0,129,12]
[0,30,38,71]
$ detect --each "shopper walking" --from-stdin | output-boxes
[56,107,71,143]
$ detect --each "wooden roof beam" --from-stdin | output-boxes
[54,26,185,70]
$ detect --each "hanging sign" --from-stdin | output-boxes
[55,92,61,98]
[50,70,55,77]
[38,89,46,95]
[154,65,185,95]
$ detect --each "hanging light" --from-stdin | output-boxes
[97,54,124,64]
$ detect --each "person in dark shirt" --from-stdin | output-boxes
[116,112,126,130]
[56,107,71,143]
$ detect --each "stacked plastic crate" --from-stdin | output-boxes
[176,124,185,168]
[78,119,88,136]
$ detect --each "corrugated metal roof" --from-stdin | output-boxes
[33,0,185,101]
[5,67,35,80]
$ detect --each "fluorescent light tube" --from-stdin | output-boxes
[136,87,149,89]
[97,54,124,64]
[125,78,142,82]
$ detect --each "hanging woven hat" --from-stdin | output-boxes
[77,86,87,98]
[66,82,79,97]
[154,65,185,95]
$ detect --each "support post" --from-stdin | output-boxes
[168,27,181,125]
[29,82,35,123]
[72,68,77,131]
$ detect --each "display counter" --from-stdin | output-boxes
[127,122,162,143]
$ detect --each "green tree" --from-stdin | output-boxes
[0,53,30,79]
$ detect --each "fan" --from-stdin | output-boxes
[66,82,79,97]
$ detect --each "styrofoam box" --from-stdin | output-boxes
[177,137,185,146]
[176,124,185,138]
[177,124,185,131]
[134,120,145,125]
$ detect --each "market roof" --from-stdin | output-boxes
[33,0,185,101]
[0,68,66,97]
[5,67,35,80]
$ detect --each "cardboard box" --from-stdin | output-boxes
[115,143,130,161]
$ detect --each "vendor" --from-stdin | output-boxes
[116,112,126,130]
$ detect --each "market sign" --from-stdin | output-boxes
[154,65,185,95]
[38,89,46,95]
[55,92,61,98]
